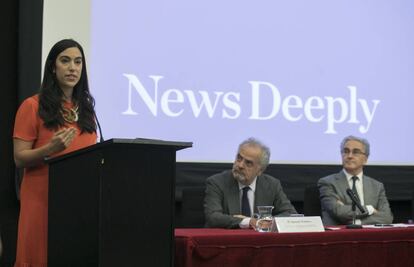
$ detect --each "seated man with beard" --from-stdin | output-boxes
[204,137,297,229]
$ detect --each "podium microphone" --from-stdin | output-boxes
[94,112,104,143]
[346,188,365,213]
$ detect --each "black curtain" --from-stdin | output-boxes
[0,1,42,266]
[17,0,43,102]
[0,1,19,265]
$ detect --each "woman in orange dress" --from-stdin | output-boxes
[13,39,98,267]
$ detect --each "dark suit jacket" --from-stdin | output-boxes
[318,171,393,225]
[204,170,297,228]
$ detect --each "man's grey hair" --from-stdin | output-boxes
[238,137,271,170]
[340,135,370,157]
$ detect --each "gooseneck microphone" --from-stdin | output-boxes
[94,112,104,143]
[346,188,365,213]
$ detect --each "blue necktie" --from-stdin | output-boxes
[241,186,251,217]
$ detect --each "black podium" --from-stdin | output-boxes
[47,138,191,267]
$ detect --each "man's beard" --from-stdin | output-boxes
[232,168,247,183]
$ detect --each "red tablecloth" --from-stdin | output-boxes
[175,227,414,267]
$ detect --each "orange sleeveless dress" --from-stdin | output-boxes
[13,95,97,267]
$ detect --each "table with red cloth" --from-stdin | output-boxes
[175,227,414,267]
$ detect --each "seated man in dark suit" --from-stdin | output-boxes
[204,137,297,229]
[318,135,393,225]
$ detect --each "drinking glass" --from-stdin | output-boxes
[255,206,274,232]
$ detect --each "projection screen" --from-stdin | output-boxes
[43,0,414,164]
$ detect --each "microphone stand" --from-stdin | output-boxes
[345,188,364,229]
[346,202,362,229]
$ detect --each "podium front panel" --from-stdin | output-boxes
[49,148,101,266]
[48,140,184,267]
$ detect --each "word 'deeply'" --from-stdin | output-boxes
[122,74,380,134]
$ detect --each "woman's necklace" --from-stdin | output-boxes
[61,105,79,123]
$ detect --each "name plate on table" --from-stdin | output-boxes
[274,216,325,233]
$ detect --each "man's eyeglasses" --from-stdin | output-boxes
[341,148,366,156]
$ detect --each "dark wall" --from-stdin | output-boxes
[176,162,414,200]
[175,163,414,227]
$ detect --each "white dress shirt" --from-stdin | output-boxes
[343,169,375,224]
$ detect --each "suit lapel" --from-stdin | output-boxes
[227,177,241,214]
[254,176,265,213]
[337,171,349,188]
[336,171,351,200]
[362,175,373,204]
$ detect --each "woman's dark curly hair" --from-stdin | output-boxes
[38,39,96,133]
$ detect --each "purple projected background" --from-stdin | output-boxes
[89,0,414,164]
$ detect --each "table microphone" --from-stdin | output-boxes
[346,188,365,213]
